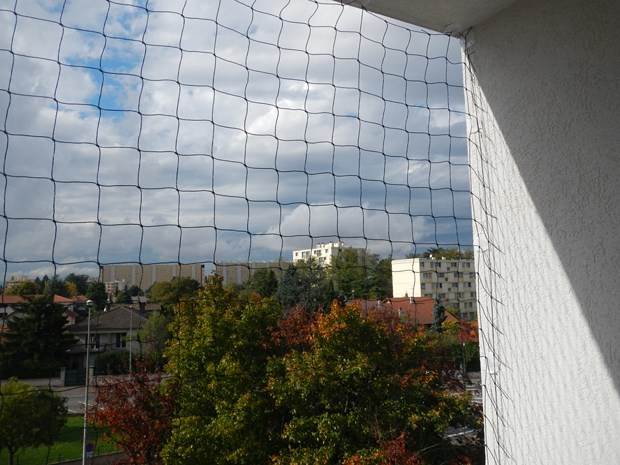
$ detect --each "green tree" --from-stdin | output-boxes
[5,281,38,296]
[147,277,200,307]
[408,247,474,260]
[0,379,67,465]
[329,250,392,301]
[163,276,282,465]
[127,285,144,297]
[329,248,369,300]
[44,276,68,297]
[0,296,76,377]
[277,260,333,311]
[116,288,133,304]
[162,281,482,465]
[268,304,480,465]
[138,311,171,369]
[246,268,278,297]
[86,282,107,311]
[368,257,392,300]
[64,273,90,295]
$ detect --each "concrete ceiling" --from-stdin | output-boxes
[338,0,518,33]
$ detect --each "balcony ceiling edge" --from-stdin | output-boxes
[338,0,517,33]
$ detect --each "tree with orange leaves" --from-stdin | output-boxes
[90,368,175,465]
[162,279,482,465]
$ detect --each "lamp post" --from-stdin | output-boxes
[81,299,94,465]
[128,306,133,373]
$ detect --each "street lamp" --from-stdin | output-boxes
[82,299,94,465]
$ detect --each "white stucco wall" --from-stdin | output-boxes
[391,258,420,298]
[464,0,620,463]
[352,0,620,462]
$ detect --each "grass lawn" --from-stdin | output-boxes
[0,415,118,465]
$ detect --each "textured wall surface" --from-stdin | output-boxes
[465,0,620,463]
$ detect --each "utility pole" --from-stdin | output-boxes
[82,300,93,465]
[129,307,133,373]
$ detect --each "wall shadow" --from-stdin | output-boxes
[469,0,620,394]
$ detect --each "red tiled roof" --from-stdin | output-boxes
[349,297,459,327]
[0,295,28,305]
[53,294,75,304]
[388,297,459,326]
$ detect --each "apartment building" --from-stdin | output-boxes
[391,257,477,320]
[292,242,363,266]
[214,262,289,287]
[102,263,204,292]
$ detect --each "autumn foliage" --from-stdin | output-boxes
[160,277,482,465]
[90,368,175,465]
[91,276,481,465]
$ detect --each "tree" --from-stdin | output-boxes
[0,379,67,465]
[408,248,474,260]
[246,268,278,297]
[138,311,171,369]
[277,260,333,311]
[368,257,392,300]
[64,273,90,295]
[329,250,392,301]
[147,277,200,307]
[65,281,79,297]
[86,282,107,311]
[162,279,482,465]
[94,351,130,375]
[43,276,68,297]
[91,368,175,465]
[0,296,76,377]
[268,303,481,465]
[128,285,144,297]
[163,276,282,465]
[116,288,133,304]
[432,299,447,333]
[5,280,39,296]
[329,248,370,299]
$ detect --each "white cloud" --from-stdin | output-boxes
[0,0,472,278]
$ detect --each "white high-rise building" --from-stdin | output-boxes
[292,242,360,266]
[391,257,477,320]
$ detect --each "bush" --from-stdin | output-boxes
[94,351,129,375]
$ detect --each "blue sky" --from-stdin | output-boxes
[0,0,471,279]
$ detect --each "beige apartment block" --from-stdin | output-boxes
[102,263,204,291]
[214,262,289,287]
[391,257,477,320]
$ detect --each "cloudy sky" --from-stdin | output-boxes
[0,0,470,279]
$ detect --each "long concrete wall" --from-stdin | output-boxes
[464,0,620,463]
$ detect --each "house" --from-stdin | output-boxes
[0,294,28,334]
[68,306,147,369]
[0,294,79,333]
[348,297,460,328]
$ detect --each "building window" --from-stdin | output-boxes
[438,272,445,278]
[115,333,127,349]
[451,262,458,267]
